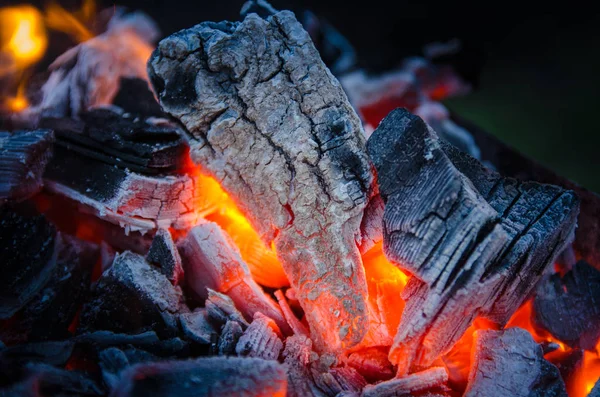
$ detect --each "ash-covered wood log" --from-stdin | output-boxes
[533,260,600,351]
[464,328,567,397]
[367,108,579,372]
[149,4,374,353]
[0,130,54,203]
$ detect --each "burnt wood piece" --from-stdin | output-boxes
[111,356,288,397]
[347,347,394,383]
[218,320,244,355]
[112,77,166,118]
[43,145,208,234]
[27,10,158,123]
[0,363,104,396]
[236,312,283,360]
[0,130,54,202]
[367,108,578,372]
[179,309,216,346]
[0,234,98,344]
[178,221,290,334]
[78,251,185,338]
[282,335,327,397]
[147,228,184,285]
[204,289,250,329]
[464,328,567,397]
[361,367,448,397]
[452,112,600,270]
[39,108,187,173]
[532,260,600,350]
[149,9,374,352]
[0,205,57,320]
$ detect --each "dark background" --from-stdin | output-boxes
[4,0,600,192]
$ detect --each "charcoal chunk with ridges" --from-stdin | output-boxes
[236,312,283,360]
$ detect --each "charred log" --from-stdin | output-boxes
[178,221,290,334]
[532,260,600,351]
[0,130,54,203]
[149,8,374,352]
[111,356,288,397]
[464,328,567,397]
[78,251,185,338]
[367,108,578,371]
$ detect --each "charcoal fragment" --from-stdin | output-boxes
[218,320,244,356]
[146,228,184,285]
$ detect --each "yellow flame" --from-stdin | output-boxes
[45,1,95,43]
[0,6,47,68]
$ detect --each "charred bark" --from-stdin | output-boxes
[149,9,374,351]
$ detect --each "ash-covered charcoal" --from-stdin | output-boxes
[464,328,567,397]
[98,347,132,391]
[0,205,57,320]
[282,335,327,397]
[178,221,290,334]
[347,347,394,382]
[274,289,309,337]
[533,260,600,350]
[0,130,54,202]
[111,77,165,118]
[21,9,159,124]
[361,367,449,397]
[236,312,283,360]
[313,366,367,396]
[150,4,374,354]
[146,228,184,285]
[218,320,244,356]
[0,234,98,344]
[78,251,185,338]
[179,309,216,346]
[204,289,249,329]
[0,363,105,397]
[367,108,579,372]
[111,356,288,397]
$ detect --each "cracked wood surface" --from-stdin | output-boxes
[149,10,374,351]
[367,108,579,373]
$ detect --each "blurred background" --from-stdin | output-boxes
[3,0,599,192]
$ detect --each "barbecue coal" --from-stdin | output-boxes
[111,356,288,397]
[78,251,185,338]
[464,328,567,397]
[361,367,449,397]
[179,309,216,347]
[146,228,184,285]
[367,108,579,372]
[0,130,54,202]
[235,312,283,360]
[533,260,600,350]
[149,7,374,352]
[347,347,394,383]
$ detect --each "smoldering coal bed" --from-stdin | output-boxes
[0,1,599,396]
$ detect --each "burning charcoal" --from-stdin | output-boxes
[274,290,309,337]
[532,260,600,350]
[204,289,249,329]
[178,222,290,334]
[551,348,583,384]
[361,367,449,397]
[111,77,165,118]
[313,366,367,396]
[0,130,53,202]
[0,363,104,396]
[150,7,374,353]
[236,312,283,360]
[111,356,288,397]
[147,228,184,285]
[283,335,327,397]
[78,251,184,338]
[1,234,98,344]
[464,328,567,397]
[347,347,394,382]
[590,380,600,397]
[367,108,579,372]
[24,10,159,123]
[0,205,57,319]
[179,309,216,346]
[218,320,244,356]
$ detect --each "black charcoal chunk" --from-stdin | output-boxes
[218,320,244,356]
[112,77,165,118]
[179,310,216,346]
[146,228,183,285]
[533,261,600,351]
[78,252,184,338]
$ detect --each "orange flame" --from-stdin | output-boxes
[44,0,95,43]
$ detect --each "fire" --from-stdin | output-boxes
[45,0,95,43]
[0,6,47,68]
